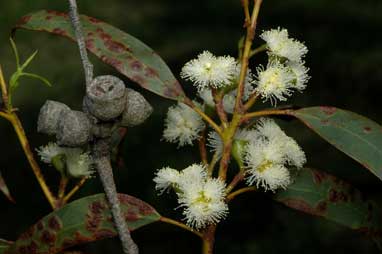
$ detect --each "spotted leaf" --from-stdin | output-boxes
[13,10,185,101]
[5,194,160,254]
[274,168,382,248]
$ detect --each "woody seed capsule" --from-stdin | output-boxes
[37,100,71,135]
[121,88,153,127]
[57,110,91,146]
[84,75,127,121]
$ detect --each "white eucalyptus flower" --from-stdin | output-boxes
[260,27,308,62]
[163,102,205,147]
[178,163,208,188]
[153,167,181,194]
[65,149,94,178]
[244,118,306,191]
[178,177,228,229]
[197,66,254,114]
[181,51,237,90]
[287,61,310,91]
[37,142,65,164]
[254,61,295,105]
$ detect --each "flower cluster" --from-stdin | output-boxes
[154,164,228,229]
[37,142,94,178]
[255,28,310,105]
[243,118,306,191]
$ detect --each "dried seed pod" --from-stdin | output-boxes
[57,110,91,146]
[37,100,71,135]
[121,88,153,127]
[91,122,114,138]
[84,75,127,121]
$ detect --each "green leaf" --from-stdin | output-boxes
[19,50,38,71]
[13,10,186,101]
[274,168,382,247]
[5,193,160,254]
[19,72,52,87]
[0,171,14,203]
[0,239,13,254]
[290,107,382,181]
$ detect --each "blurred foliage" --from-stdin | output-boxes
[0,0,381,253]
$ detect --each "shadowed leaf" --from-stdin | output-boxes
[5,194,160,254]
[290,107,382,181]
[0,240,13,254]
[0,171,14,203]
[274,168,382,248]
[13,10,185,101]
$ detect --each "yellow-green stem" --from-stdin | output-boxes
[202,225,216,254]
[160,216,203,238]
[243,109,290,122]
[9,113,57,208]
[184,98,223,137]
[63,177,87,203]
[227,186,257,202]
[234,0,263,114]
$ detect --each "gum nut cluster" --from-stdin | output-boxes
[243,118,306,192]
[198,64,255,114]
[254,28,310,105]
[153,164,228,229]
[37,142,93,178]
[180,51,237,91]
[162,102,205,147]
[37,75,152,176]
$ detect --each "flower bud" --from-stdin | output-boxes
[57,110,91,146]
[84,75,127,121]
[121,88,153,127]
[37,100,71,135]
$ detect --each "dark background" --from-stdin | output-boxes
[0,0,382,253]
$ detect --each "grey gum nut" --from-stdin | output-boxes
[121,88,153,127]
[85,75,127,121]
[37,100,71,135]
[57,110,91,146]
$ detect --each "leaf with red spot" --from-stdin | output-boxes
[0,171,15,203]
[0,239,13,254]
[289,107,382,181]
[5,193,160,254]
[274,168,382,248]
[13,10,185,101]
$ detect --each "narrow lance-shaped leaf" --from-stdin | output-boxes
[13,10,185,101]
[274,168,382,247]
[0,171,15,203]
[289,107,382,181]
[0,240,13,254]
[5,193,161,254]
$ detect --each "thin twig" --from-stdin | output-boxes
[226,172,244,193]
[242,109,290,122]
[183,98,223,137]
[63,177,87,203]
[0,65,9,107]
[226,186,256,202]
[211,88,228,128]
[234,0,263,114]
[68,0,94,87]
[243,91,259,111]
[93,139,138,254]
[9,113,57,208]
[160,217,203,238]
[198,129,208,165]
